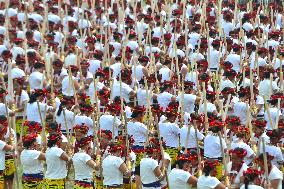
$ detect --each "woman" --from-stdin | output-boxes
[20,133,45,188]
[231,126,255,165]
[26,89,53,123]
[46,122,68,151]
[45,132,71,189]
[197,159,226,189]
[116,135,136,189]
[240,168,263,189]
[95,129,113,189]
[227,148,248,188]
[55,96,75,135]
[0,117,14,189]
[140,144,165,189]
[168,154,198,189]
[159,106,181,165]
[127,105,148,188]
[257,153,283,189]
[73,136,99,189]
[74,104,94,136]
[102,142,131,188]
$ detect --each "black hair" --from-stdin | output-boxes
[0,115,7,122]
[209,126,222,133]
[29,93,40,104]
[48,122,59,131]
[47,132,61,148]
[23,138,37,149]
[176,154,191,169]
[263,71,271,79]
[203,160,214,176]
[160,84,170,93]
[244,172,259,189]
[34,62,44,69]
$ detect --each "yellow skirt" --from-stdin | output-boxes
[16,118,25,135]
[94,177,103,189]
[45,178,65,189]
[22,180,43,189]
[0,171,3,189]
[123,183,136,189]
[164,148,179,165]
[4,157,15,178]
[215,162,223,180]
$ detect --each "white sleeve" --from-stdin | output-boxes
[82,154,92,163]
[55,147,64,157]
[172,124,181,135]
[31,150,41,160]
[210,177,221,188]
[0,140,6,151]
[180,171,191,183]
[197,131,205,140]
[150,159,159,171]
[114,157,124,168]
[123,83,133,94]
[140,124,148,136]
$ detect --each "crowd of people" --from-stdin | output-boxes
[0,0,283,188]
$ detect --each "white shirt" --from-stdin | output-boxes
[159,122,181,148]
[99,114,122,137]
[268,165,283,189]
[264,107,282,130]
[28,71,45,90]
[61,75,77,96]
[259,79,279,100]
[111,80,133,103]
[233,101,248,125]
[199,102,217,114]
[266,145,284,169]
[102,155,124,186]
[73,152,93,182]
[169,168,192,189]
[197,175,220,189]
[26,102,52,123]
[20,149,43,174]
[140,157,160,186]
[127,121,148,145]
[180,126,204,148]
[177,94,197,114]
[132,64,144,82]
[0,103,11,116]
[209,48,221,69]
[225,54,241,72]
[204,134,227,158]
[88,59,101,74]
[45,146,67,179]
[0,140,6,170]
[55,108,74,131]
[137,88,151,106]
[159,67,171,82]
[157,92,173,110]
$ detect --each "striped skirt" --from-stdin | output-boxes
[45,178,65,189]
[74,180,93,188]
[22,173,44,189]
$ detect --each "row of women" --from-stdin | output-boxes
[0,107,283,189]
